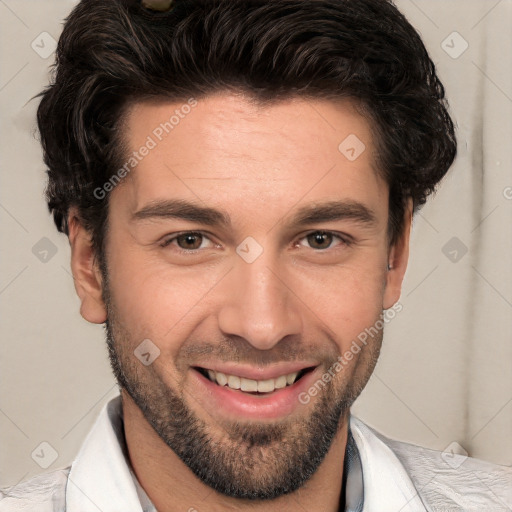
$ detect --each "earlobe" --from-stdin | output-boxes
[68,210,107,324]
[383,199,413,309]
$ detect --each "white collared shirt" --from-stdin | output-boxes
[2,394,511,511]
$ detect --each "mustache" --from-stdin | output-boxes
[179,336,339,367]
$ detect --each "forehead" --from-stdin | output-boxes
[114,92,388,227]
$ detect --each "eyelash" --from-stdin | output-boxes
[159,230,352,254]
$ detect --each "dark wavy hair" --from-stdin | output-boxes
[36,0,456,261]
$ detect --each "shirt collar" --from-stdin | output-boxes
[66,395,424,512]
[349,416,428,512]
[66,395,143,512]
[343,424,365,511]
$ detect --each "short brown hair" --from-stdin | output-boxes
[36,0,457,260]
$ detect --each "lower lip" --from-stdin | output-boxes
[189,367,319,420]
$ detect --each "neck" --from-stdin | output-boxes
[122,390,348,512]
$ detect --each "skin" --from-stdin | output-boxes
[68,92,412,512]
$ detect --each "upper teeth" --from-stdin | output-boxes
[206,369,300,392]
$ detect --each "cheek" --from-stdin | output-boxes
[290,263,386,350]
[105,246,222,352]
[105,221,388,359]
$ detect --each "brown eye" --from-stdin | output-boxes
[160,231,218,254]
[175,232,204,250]
[306,231,334,250]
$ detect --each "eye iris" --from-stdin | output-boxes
[308,231,332,249]
[177,233,202,250]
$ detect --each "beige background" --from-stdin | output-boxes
[1,0,511,488]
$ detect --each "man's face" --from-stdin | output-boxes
[88,93,407,499]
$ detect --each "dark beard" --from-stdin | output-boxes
[102,273,381,500]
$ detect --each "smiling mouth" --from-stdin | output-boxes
[195,367,315,394]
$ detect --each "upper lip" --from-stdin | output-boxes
[194,362,318,381]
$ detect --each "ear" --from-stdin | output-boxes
[68,209,107,324]
[383,199,413,309]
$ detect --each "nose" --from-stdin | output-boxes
[217,250,303,351]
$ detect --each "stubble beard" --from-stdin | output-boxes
[101,273,382,500]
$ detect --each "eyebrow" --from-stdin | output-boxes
[131,198,377,229]
[132,199,231,227]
